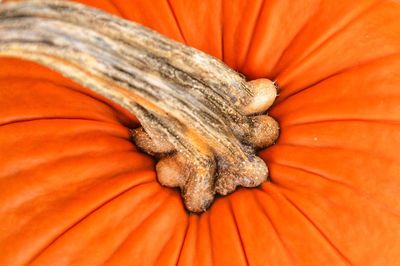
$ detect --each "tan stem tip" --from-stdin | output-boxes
[183,159,216,212]
[247,115,280,149]
[242,79,277,115]
[156,154,188,188]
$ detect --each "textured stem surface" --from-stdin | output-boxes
[0,0,279,212]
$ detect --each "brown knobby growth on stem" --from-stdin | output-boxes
[0,0,279,212]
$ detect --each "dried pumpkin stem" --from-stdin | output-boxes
[0,0,279,212]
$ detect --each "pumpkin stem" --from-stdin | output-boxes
[0,0,279,212]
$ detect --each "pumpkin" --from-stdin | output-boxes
[0,0,399,265]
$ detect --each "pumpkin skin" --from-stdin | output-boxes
[0,0,400,265]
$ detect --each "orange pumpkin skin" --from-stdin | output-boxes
[1,0,400,265]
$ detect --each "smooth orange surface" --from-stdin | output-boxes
[0,0,399,265]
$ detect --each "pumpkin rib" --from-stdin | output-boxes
[48,85,140,126]
[105,193,185,266]
[205,212,215,265]
[269,162,400,219]
[154,214,190,266]
[175,216,190,266]
[178,216,201,265]
[275,0,379,79]
[0,119,130,143]
[271,52,400,125]
[166,0,187,44]
[57,180,162,261]
[266,2,321,78]
[238,0,265,71]
[156,217,189,265]
[221,0,264,69]
[252,191,295,264]
[278,121,400,161]
[28,179,157,264]
[268,142,397,163]
[2,159,130,209]
[263,145,399,181]
[273,0,380,77]
[32,118,128,136]
[0,61,137,126]
[276,190,352,265]
[0,121,136,179]
[240,0,321,79]
[275,99,400,128]
[262,145,400,215]
[0,116,116,128]
[106,196,172,262]
[219,0,224,62]
[22,171,156,227]
[227,199,250,266]
[264,144,398,167]
[183,213,213,265]
[0,77,137,126]
[108,189,183,266]
[167,1,224,59]
[268,170,400,265]
[0,171,157,266]
[176,216,195,265]
[275,51,400,105]
[0,151,140,189]
[227,190,291,265]
[30,182,168,266]
[282,118,400,128]
[0,148,147,185]
[268,161,350,189]
[208,200,248,266]
[258,185,352,264]
[26,77,140,126]
[109,0,186,43]
[276,1,400,96]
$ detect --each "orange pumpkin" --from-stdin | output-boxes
[1,0,400,265]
